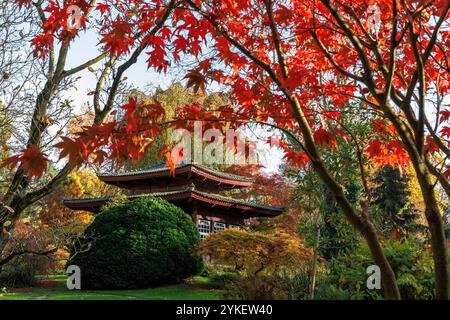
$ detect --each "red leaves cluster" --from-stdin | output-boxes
[10,0,450,181]
[366,118,410,171]
[313,127,337,150]
[100,20,135,57]
[366,139,410,173]
[1,145,48,179]
[26,0,89,58]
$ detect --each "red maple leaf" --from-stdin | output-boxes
[1,144,48,179]
[54,137,84,165]
[313,127,337,150]
[440,126,450,138]
[440,109,450,123]
[367,139,382,158]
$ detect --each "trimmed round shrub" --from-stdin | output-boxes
[68,196,203,289]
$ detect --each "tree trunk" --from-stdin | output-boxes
[413,162,449,299]
[310,160,401,300]
[309,212,321,300]
[427,206,449,300]
[362,221,401,299]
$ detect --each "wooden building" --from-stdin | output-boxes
[63,162,284,239]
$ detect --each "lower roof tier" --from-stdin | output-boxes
[63,188,284,218]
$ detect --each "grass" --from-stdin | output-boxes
[0,275,224,300]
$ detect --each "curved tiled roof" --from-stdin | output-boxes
[193,190,284,212]
[97,162,255,183]
[63,188,284,215]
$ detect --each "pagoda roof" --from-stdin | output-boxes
[97,162,255,189]
[63,188,284,217]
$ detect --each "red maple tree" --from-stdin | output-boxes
[2,0,450,299]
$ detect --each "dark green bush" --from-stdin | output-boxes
[68,196,203,289]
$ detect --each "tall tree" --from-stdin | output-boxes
[2,0,450,299]
[0,0,176,264]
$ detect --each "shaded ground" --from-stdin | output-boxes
[0,275,223,300]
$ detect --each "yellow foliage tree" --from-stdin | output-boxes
[198,228,312,276]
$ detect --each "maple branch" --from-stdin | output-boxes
[320,0,378,93]
[404,2,450,109]
[183,0,282,87]
[23,163,75,207]
[185,2,380,234]
[0,247,58,267]
[33,1,55,77]
[383,0,398,105]
[427,158,450,200]
[95,0,177,123]
[309,30,363,82]
[263,0,288,79]
[425,118,450,158]
[63,52,109,77]
[93,57,115,115]
[407,15,426,155]
[17,1,177,208]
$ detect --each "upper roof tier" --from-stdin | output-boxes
[97,162,255,192]
[63,187,284,217]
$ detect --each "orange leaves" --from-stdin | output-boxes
[198,228,312,275]
[366,139,410,172]
[1,144,48,179]
[53,137,86,165]
[52,95,166,169]
[164,152,176,177]
[366,119,410,169]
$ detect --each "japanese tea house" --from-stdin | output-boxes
[63,162,284,239]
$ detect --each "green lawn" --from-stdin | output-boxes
[0,275,223,300]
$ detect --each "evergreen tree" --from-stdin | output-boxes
[372,165,421,236]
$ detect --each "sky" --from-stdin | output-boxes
[62,29,284,174]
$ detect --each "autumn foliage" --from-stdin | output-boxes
[2,0,450,299]
[198,228,312,275]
